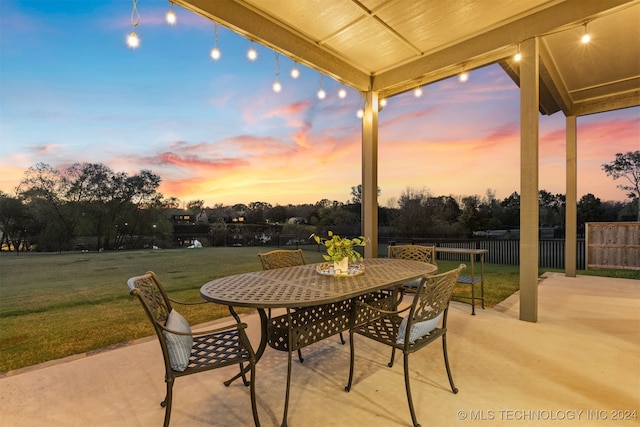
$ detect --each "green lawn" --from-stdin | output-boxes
[1,247,636,374]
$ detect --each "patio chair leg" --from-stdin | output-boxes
[297,349,304,363]
[339,332,346,345]
[403,353,421,427]
[161,378,174,427]
[344,331,355,392]
[240,362,250,386]
[388,347,396,367]
[442,333,458,394]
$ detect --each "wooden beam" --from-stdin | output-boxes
[361,92,379,258]
[566,116,577,277]
[573,90,640,116]
[519,38,540,323]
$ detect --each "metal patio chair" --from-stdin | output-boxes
[258,248,306,270]
[127,271,260,427]
[345,264,465,427]
[388,244,438,295]
[258,249,346,362]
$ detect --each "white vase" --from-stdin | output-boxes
[334,257,349,273]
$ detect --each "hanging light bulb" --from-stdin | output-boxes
[272,51,282,93]
[166,4,176,25]
[317,75,326,99]
[380,98,387,108]
[514,44,522,62]
[459,71,469,82]
[290,62,300,79]
[581,24,591,44]
[414,87,423,97]
[247,41,258,61]
[126,0,141,49]
[357,109,364,119]
[210,24,221,60]
[127,31,140,48]
[338,87,347,99]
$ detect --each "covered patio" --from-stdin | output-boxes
[171,0,640,322]
[1,273,638,426]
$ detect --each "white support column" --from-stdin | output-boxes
[361,91,379,258]
[565,115,577,277]
[519,38,540,322]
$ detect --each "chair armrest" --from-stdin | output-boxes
[168,297,208,306]
[159,321,248,337]
[355,300,410,316]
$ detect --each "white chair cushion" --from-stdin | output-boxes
[402,278,421,289]
[396,312,443,344]
[163,309,193,372]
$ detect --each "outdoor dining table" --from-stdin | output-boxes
[200,257,437,426]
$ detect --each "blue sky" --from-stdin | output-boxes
[1,0,639,207]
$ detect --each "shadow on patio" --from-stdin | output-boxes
[1,273,638,426]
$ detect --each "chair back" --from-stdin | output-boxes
[409,264,465,325]
[127,272,174,362]
[388,244,437,267]
[258,249,306,270]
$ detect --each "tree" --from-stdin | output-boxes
[458,195,482,233]
[602,151,640,221]
[500,192,520,229]
[350,184,380,204]
[0,192,32,252]
[16,162,163,251]
[577,193,606,227]
[18,163,80,251]
[539,190,565,226]
[246,201,272,224]
[393,187,429,236]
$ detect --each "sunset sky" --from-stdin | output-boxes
[1,1,639,208]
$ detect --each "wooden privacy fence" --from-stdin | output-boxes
[586,222,640,270]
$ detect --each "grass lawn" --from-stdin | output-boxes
[1,247,636,374]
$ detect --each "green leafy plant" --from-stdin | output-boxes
[311,231,367,263]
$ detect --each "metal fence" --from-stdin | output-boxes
[2,233,586,270]
[378,237,586,270]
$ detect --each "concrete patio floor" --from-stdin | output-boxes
[1,272,638,427]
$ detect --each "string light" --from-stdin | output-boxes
[380,98,387,108]
[210,24,221,60]
[338,86,347,99]
[514,44,522,62]
[290,62,300,79]
[357,109,364,118]
[459,70,469,82]
[317,76,326,100]
[272,51,282,93]
[247,41,257,61]
[126,0,140,49]
[166,3,176,25]
[581,23,591,44]
[414,86,423,97]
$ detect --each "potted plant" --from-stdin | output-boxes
[311,231,367,273]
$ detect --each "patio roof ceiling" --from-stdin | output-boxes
[175,0,640,117]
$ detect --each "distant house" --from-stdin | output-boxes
[287,217,307,225]
[167,209,194,224]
